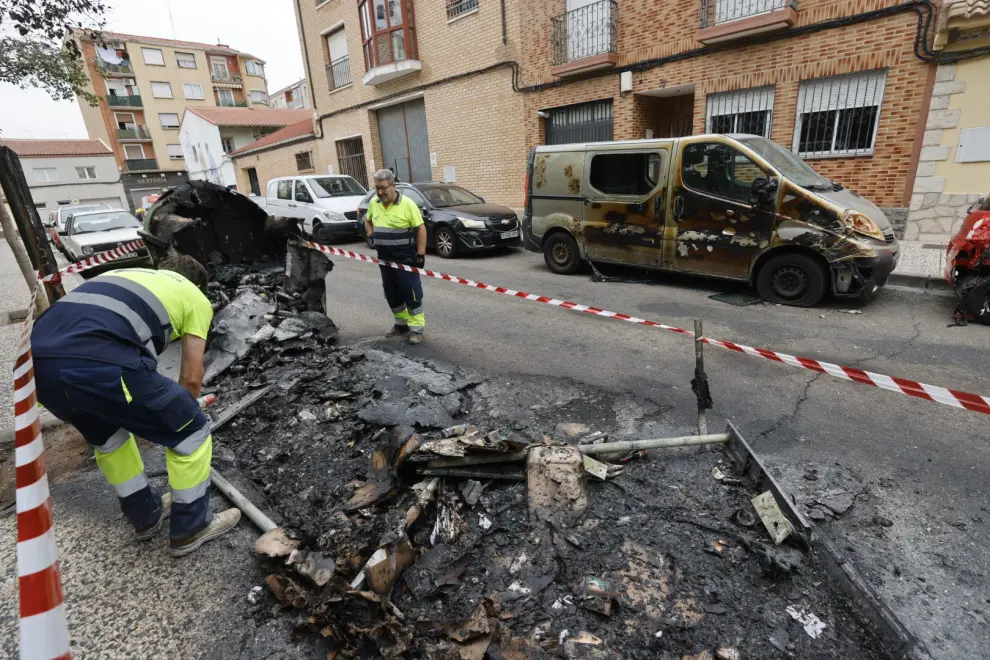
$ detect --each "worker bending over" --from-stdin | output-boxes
[364,168,428,344]
[30,257,240,557]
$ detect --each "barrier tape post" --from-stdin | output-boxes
[9,238,147,658]
[14,285,71,660]
[304,240,990,418]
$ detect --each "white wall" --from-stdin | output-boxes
[179,111,230,186]
[23,154,128,211]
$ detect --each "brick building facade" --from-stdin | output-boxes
[518,0,934,222]
[289,0,526,207]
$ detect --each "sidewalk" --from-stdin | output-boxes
[889,239,952,292]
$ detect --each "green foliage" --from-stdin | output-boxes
[0,0,108,103]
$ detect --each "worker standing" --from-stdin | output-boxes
[30,256,241,557]
[364,169,428,344]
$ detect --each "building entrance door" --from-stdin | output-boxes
[376,99,431,183]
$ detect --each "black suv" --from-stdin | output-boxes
[357,183,520,258]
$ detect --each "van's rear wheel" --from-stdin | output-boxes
[756,253,827,307]
[543,232,581,275]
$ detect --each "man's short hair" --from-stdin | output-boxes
[159,254,209,291]
[373,169,396,185]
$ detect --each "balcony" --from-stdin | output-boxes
[327,55,352,91]
[697,0,798,44]
[550,0,618,78]
[358,0,421,86]
[211,71,243,87]
[218,99,249,108]
[124,158,158,171]
[117,125,152,141]
[96,58,134,76]
[107,94,143,109]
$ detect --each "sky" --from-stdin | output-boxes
[0,0,305,139]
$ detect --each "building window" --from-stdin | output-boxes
[150,81,173,98]
[295,151,314,171]
[249,89,268,104]
[221,138,235,154]
[123,144,146,160]
[589,152,662,196]
[793,70,887,157]
[183,83,204,99]
[336,136,368,187]
[159,112,180,128]
[447,0,479,20]
[681,142,766,205]
[34,167,58,182]
[142,47,165,65]
[217,88,236,106]
[175,51,197,68]
[358,0,417,71]
[210,57,231,81]
[245,60,264,77]
[327,29,351,89]
[706,86,774,139]
[167,144,184,160]
[75,166,98,180]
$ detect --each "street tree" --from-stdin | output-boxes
[0,0,107,104]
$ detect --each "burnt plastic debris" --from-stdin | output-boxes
[141,179,302,268]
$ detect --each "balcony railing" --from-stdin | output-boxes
[550,0,618,66]
[211,71,243,84]
[327,56,352,90]
[96,59,134,75]
[218,99,249,107]
[117,125,151,140]
[447,0,479,20]
[699,0,797,28]
[107,94,143,108]
[124,158,158,171]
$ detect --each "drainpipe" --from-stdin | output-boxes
[293,0,317,115]
[500,0,507,45]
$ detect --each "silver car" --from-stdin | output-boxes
[60,210,148,265]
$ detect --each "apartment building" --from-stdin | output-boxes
[72,31,270,208]
[518,0,938,229]
[289,0,526,207]
[271,78,312,109]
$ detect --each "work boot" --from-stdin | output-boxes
[408,334,424,345]
[134,493,171,541]
[386,326,409,338]
[169,508,242,558]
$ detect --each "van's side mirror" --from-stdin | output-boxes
[750,176,777,208]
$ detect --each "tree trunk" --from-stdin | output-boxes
[0,202,47,314]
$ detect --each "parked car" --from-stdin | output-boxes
[59,209,148,266]
[46,203,113,252]
[357,183,521,258]
[945,196,990,324]
[260,175,367,242]
[523,134,899,307]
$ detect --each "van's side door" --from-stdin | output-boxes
[581,148,668,268]
[668,140,773,280]
[269,180,292,216]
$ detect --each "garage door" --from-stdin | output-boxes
[80,197,123,209]
[545,99,613,145]
[377,99,432,183]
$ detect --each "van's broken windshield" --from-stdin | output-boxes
[739,136,834,191]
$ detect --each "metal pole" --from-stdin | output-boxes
[426,450,529,469]
[210,468,277,532]
[579,433,730,455]
[694,319,708,435]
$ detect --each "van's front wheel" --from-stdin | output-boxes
[756,253,827,307]
[543,232,581,275]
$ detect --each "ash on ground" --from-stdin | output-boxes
[206,332,888,659]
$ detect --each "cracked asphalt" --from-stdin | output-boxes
[325,242,990,659]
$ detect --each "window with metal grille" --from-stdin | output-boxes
[793,70,886,157]
[447,0,479,20]
[706,86,774,138]
[296,152,314,171]
[335,137,368,187]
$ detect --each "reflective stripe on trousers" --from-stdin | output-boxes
[166,421,213,540]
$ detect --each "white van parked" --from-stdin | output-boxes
[264,175,368,242]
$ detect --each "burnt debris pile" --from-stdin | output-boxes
[202,332,887,659]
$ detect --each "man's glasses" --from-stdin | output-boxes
[375,184,393,192]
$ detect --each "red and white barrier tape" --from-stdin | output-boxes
[40,239,145,283]
[304,241,990,417]
[13,285,71,660]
